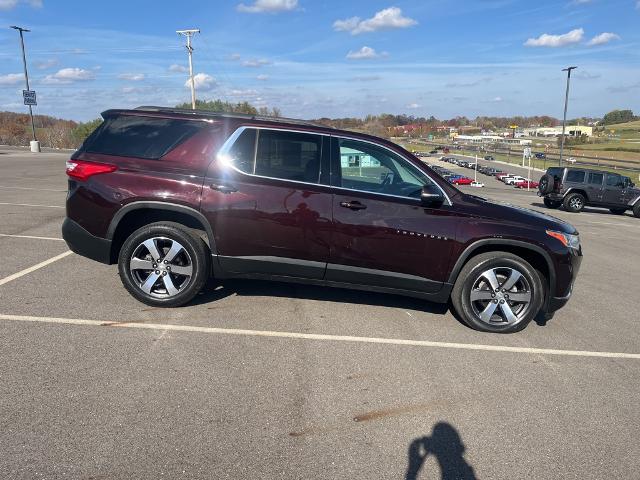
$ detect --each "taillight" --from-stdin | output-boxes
[66,160,117,181]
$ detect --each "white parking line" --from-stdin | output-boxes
[0,202,64,209]
[0,251,72,287]
[0,233,64,241]
[1,313,639,360]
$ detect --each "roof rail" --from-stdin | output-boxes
[133,105,325,128]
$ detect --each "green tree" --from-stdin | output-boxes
[71,118,103,146]
[602,110,635,125]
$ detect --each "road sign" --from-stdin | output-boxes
[23,90,36,106]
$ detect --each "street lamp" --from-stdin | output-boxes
[10,25,39,152]
[559,66,577,167]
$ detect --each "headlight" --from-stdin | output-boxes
[546,230,580,251]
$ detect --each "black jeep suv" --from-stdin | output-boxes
[62,106,583,333]
[539,167,640,217]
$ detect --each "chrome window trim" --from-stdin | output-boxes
[216,125,452,205]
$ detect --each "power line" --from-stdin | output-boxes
[176,29,200,109]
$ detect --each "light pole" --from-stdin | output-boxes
[10,25,39,152]
[176,29,200,109]
[559,66,577,167]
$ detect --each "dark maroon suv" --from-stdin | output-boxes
[62,106,582,333]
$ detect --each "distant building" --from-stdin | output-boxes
[454,134,532,146]
[527,126,593,137]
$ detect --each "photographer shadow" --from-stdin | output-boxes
[406,422,476,480]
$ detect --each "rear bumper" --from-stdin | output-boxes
[62,218,112,264]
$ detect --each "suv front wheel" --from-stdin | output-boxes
[451,252,544,333]
[563,192,585,213]
[118,222,210,307]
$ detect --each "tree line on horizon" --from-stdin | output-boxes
[0,100,633,149]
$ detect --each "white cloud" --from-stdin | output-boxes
[492,96,503,102]
[229,89,259,96]
[587,32,621,46]
[346,46,387,60]
[35,58,59,70]
[0,73,23,85]
[118,73,145,81]
[637,1,640,9]
[229,53,241,61]
[406,103,421,109]
[0,0,41,10]
[524,28,584,47]
[237,0,297,13]
[242,58,271,67]
[169,64,187,73]
[256,74,269,81]
[334,7,417,35]
[186,73,216,91]
[43,67,95,84]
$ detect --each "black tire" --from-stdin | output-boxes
[563,192,585,213]
[609,208,627,215]
[538,174,554,195]
[118,222,210,307]
[543,197,561,209]
[634,203,640,218]
[451,252,544,333]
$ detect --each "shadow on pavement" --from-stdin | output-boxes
[191,278,450,315]
[406,422,477,480]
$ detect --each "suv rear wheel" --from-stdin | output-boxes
[563,192,585,213]
[543,198,561,209]
[634,203,640,218]
[451,252,544,333]
[118,222,210,307]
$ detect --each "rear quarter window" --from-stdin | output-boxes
[83,115,207,160]
[566,170,586,183]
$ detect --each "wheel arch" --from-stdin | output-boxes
[107,201,216,263]
[448,239,555,303]
[564,188,588,201]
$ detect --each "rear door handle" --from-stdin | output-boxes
[210,184,238,194]
[340,201,367,211]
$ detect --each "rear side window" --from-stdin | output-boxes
[588,172,604,185]
[224,128,322,184]
[84,115,207,160]
[566,170,586,183]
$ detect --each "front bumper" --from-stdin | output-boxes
[62,217,112,264]
[547,248,582,313]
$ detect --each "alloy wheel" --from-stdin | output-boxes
[469,267,532,326]
[129,237,193,298]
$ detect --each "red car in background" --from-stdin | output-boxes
[452,177,473,185]
[515,180,540,189]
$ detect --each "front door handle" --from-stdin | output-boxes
[340,201,367,211]
[210,184,238,194]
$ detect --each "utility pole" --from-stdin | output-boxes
[10,25,39,152]
[559,66,577,167]
[176,29,200,109]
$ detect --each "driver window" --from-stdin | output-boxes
[336,138,438,198]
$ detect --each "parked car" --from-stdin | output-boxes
[63,106,583,333]
[535,153,546,159]
[504,176,527,186]
[484,155,495,161]
[470,181,485,188]
[538,167,640,216]
[452,177,474,185]
[515,180,540,189]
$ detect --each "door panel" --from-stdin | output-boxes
[328,137,457,293]
[201,128,332,279]
[602,174,624,205]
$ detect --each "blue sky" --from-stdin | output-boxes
[1,0,639,121]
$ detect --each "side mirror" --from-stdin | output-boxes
[421,187,445,208]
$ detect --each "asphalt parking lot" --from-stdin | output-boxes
[1,148,639,479]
